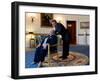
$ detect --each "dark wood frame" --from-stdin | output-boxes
[11,1,98,79]
[41,13,53,27]
[80,22,89,29]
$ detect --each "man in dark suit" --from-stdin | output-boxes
[33,30,57,67]
[50,19,71,60]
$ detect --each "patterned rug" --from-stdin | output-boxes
[43,51,89,67]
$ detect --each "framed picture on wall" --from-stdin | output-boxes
[41,13,53,27]
[11,1,98,79]
[80,22,89,29]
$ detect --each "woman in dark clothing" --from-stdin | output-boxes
[33,30,57,67]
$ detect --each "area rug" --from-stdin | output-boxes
[43,51,89,67]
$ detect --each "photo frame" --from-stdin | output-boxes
[80,22,89,29]
[11,1,98,79]
[41,13,53,27]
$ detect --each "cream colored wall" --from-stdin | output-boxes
[77,15,89,45]
[26,13,53,34]
[26,13,89,47]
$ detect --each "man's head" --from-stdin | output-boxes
[49,19,57,27]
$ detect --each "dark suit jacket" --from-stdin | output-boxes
[55,23,71,41]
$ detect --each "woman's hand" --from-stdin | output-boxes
[42,44,47,49]
[36,44,40,48]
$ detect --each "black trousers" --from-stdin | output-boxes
[62,40,70,58]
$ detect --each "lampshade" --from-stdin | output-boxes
[28,32,34,34]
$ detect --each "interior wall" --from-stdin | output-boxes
[26,13,89,47]
[26,13,53,34]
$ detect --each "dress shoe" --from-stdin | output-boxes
[59,56,63,58]
[62,57,68,60]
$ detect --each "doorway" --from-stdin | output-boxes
[67,21,76,44]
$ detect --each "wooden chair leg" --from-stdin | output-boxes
[48,44,51,67]
[57,43,59,60]
[57,52,59,60]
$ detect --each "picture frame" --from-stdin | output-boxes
[11,1,98,79]
[41,13,53,27]
[80,22,89,29]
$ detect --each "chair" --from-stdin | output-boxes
[47,35,62,66]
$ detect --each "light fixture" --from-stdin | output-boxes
[28,32,35,39]
[31,16,35,23]
[27,13,36,23]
